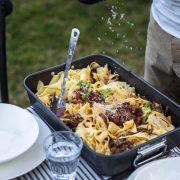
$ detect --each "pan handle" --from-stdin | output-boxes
[133,138,167,167]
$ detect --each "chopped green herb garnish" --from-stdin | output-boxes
[100,88,112,99]
[143,102,152,120]
[145,111,152,120]
[77,80,91,88]
[144,102,151,109]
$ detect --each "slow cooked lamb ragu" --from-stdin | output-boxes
[36,62,175,155]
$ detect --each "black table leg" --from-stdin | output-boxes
[0,0,13,103]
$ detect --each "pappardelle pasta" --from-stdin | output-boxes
[36,62,174,155]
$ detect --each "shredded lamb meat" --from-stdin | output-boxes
[137,127,153,135]
[71,86,88,103]
[151,102,164,113]
[106,102,144,126]
[110,138,134,154]
[99,113,108,126]
[63,113,83,131]
[86,91,104,105]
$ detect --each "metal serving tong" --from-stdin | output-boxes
[56,28,80,117]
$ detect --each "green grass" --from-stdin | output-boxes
[5,0,151,107]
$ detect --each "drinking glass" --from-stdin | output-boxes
[43,131,83,180]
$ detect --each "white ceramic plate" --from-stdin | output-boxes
[0,110,51,180]
[128,157,180,180]
[0,103,39,163]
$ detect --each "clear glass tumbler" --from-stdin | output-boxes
[43,131,83,180]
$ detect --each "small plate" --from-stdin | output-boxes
[0,103,39,163]
[128,157,180,180]
[0,110,51,180]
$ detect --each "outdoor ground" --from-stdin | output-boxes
[6,0,151,107]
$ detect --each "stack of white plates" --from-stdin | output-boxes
[0,103,51,180]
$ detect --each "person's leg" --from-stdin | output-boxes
[171,37,180,103]
[144,11,180,103]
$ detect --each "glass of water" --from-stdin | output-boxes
[43,131,83,180]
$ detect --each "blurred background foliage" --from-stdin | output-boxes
[6,0,151,107]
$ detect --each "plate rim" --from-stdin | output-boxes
[0,103,39,163]
[128,157,180,180]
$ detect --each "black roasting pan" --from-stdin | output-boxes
[24,54,180,176]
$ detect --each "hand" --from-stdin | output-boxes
[78,0,104,4]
